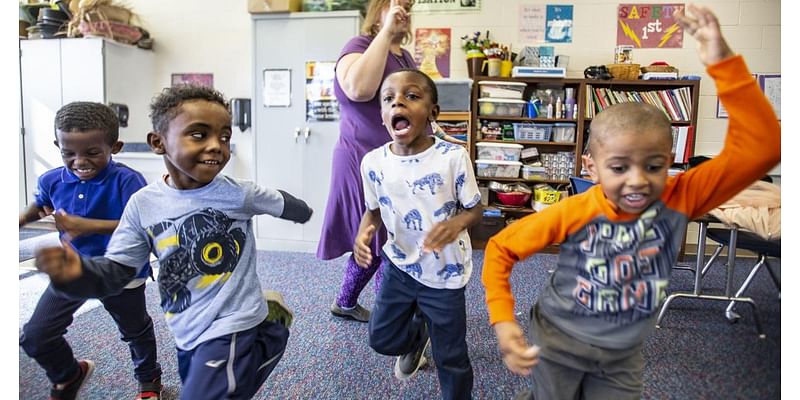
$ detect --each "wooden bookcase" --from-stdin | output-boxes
[467,76,701,250]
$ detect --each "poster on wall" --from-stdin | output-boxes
[545,5,573,43]
[413,0,479,12]
[171,73,213,88]
[759,74,781,119]
[414,28,451,79]
[617,4,684,48]
[263,69,291,107]
[305,61,339,122]
[519,4,546,43]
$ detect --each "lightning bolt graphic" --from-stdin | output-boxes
[658,23,680,48]
[618,20,641,47]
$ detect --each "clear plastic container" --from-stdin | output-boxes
[552,122,576,143]
[521,165,547,180]
[476,142,523,161]
[475,160,522,178]
[513,123,552,142]
[478,98,526,117]
[478,81,527,100]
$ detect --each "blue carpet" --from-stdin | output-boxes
[18,251,780,399]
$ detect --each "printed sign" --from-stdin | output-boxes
[519,4,546,43]
[545,5,573,43]
[413,0,479,12]
[617,4,685,48]
[305,61,339,122]
[414,28,451,79]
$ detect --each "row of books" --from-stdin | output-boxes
[585,85,693,122]
[671,125,695,164]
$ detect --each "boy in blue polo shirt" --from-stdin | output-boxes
[19,102,162,400]
[34,85,312,400]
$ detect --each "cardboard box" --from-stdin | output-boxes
[248,0,302,13]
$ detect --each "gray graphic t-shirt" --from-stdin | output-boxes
[105,175,286,350]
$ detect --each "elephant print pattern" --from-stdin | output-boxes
[436,263,465,280]
[434,201,458,220]
[368,170,384,186]
[404,209,423,231]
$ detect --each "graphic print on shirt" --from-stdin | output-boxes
[437,263,464,280]
[455,173,465,193]
[408,173,444,195]
[390,243,407,259]
[404,262,422,278]
[403,209,423,231]
[368,170,384,186]
[146,208,245,316]
[435,141,459,155]
[571,206,673,324]
[434,201,458,220]
[379,196,395,213]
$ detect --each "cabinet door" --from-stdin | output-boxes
[20,40,64,202]
[253,12,360,251]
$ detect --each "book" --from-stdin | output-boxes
[512,66,566,78]
[671,125,694,163]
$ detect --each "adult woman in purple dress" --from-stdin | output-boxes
[317,0,416,322]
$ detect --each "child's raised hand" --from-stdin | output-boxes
[353,224,377,268]
[494,321,541,376]
[674,4,733,66]
[35,239,83,284]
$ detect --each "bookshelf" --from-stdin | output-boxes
[467,76,701,249]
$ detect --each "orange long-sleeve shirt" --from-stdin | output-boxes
[482,55,780,349]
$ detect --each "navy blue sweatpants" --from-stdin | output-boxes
[368,259,474,400]
[20,283,161,384]
[177,317,289,400]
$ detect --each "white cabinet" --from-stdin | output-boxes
[19,38,154,205]
[252,11,360,252]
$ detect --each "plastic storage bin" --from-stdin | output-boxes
[478,98,526,117]
[435,79,473,111]
[552,122,576,143]
[521,165,547,180]
[476,160,522,178]
[478,81,527,100]
[513,123,552,142]
[476,142,523,161]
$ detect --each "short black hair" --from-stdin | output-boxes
[149,84,229,134]
[54,101,119,145]
[386,68,439,104]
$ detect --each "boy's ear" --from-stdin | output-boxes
[147,132,166,155]
[429,104,440,121]
[110,141,124,154]
[581,154,599,181]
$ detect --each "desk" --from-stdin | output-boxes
[655,215,766,338]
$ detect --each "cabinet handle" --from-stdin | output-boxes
[294,127,301,143]
[303,127,310,143]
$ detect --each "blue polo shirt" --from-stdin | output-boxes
[34,159,151,279]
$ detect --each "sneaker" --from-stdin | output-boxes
[49,359,95,400]
[330,302,370,322]
[264,290,294,329]
[136,377,162,400]
[394,326,430,381]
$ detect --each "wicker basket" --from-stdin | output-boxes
[606,63,641,80]
[641,64,679,74]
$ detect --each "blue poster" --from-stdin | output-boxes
[545,5,573,43]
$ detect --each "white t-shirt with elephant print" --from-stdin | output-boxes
[361,137,481,289]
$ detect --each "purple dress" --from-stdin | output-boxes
[317,35,416,260]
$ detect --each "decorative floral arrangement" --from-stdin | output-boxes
[461,30,492,53]
[460,30,507,59]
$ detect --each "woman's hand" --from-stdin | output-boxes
[380,0,411,39]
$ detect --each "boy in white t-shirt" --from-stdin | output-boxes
[354,69,483,400]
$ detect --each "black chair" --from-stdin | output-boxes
[705,226,780,322]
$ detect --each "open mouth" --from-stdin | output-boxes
[622,193,649,210]
[391,115,411,135]
[200,160,221,166]
[73,167,95,176]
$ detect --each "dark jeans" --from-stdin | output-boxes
[20,283,161,384]
[368,259,473,400]
[177,317,289,400]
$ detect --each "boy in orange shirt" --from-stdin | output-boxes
[481,5,780,400]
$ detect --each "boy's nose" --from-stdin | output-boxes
[626,169,648,187]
